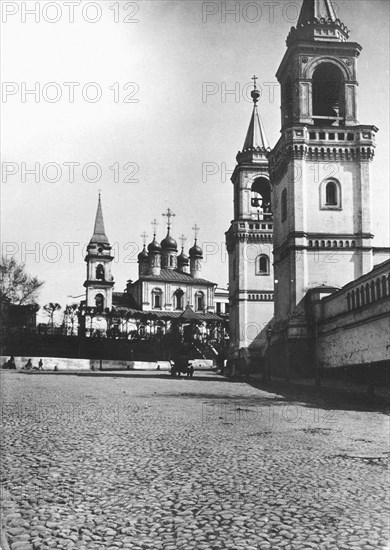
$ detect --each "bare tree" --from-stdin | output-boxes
[43,302,62,330]
[0,257,44,305]
[63,304,79,336]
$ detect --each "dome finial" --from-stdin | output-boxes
[141,231,148,246]
[180,234,187,251]
[251,75,260,104]
[192,223,200,242]
[151,218,159,237]
[162,207,176,231]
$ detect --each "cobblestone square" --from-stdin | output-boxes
[1,372,389,550]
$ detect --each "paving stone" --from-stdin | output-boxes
[1,373,388,550]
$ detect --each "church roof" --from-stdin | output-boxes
[242,104,270,152]
[139,268,215,286]
[297,0,337,26]
[90,195,109,245]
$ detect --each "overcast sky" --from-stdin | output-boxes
[1,0,389,313]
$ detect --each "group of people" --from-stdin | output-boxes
[24,358,44,370]
[2,357,46,370]
[2,356,16,369]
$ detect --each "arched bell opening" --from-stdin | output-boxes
[312,63,345,127]
[251,176,272,217]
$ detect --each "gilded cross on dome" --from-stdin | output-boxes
[192,224,200,240]
[162,208,176,229]
[141,231,148,246]
[251,75,258,89]
[180,234,187,249]
[151,218,159,236]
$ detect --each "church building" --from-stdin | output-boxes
[80,201,223,338]
[227,0,390,376]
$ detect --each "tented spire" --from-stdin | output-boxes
[287,0,349,45]
[242,104,270,152]
[90,194,109,244]
[298,0,338,26]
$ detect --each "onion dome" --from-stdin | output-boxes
[189,240,203,258]
[138,245,149,262]
[148,236,161,253]
[177,248,189,266]
[161,229,178,251]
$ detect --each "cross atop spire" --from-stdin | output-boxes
[180,234,187,249]
[251,75,258,89]
[192,224,200,241]
[162,208,176,229]
[151,218,158,236]
[90,193,109,245]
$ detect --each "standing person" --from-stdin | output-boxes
[38,359,44,370]
[8,356,16,369]
[25,359,32,370]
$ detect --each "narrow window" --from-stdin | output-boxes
[257,255,269,275]
[95,293,104,311]
[196,292,205,311]
[174,289,184,310]
[96,264,104,280]
[281,189,287,222]
[152,289,163,309]
[326,182,337,205]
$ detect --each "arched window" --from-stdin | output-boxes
[339,241,344,248]
[365,283,370,304]
[347,293,351,311]
[251,177,271,214]
[195,291,205,311]
[356,289,360,308]
[170,256,175,267]
[370,281,376,301]
[360,286,365,306]
[281,189,287,222]
[322,179,341,209]
[95,293,104,311]
[152,288,163,309]
[174,289,184,310]
[326,182,337,205]
[312,63,344,126]
[351,290,356,309]
[256,255,270,275]
[376,279,381,300]
[382,276,387,297]
[96,264,104,280]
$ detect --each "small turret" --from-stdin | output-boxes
[161,208,178,270]
[177,235,189,274]
[189,224,203,278]
[138,232,149,277]
[147,219,161,276]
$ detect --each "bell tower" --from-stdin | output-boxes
[84,194,114,312]
[226,78,274,367]
[268,0,378,372]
